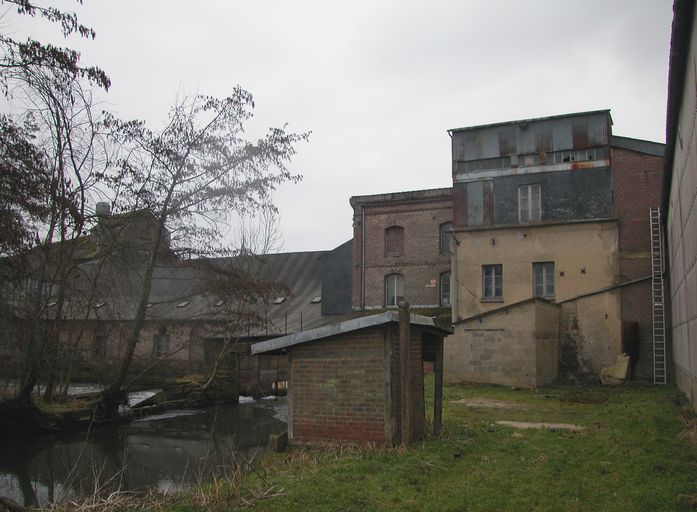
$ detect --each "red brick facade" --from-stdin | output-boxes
[288,324,425,446]
[611,144,666,379]
[351,189,453,310]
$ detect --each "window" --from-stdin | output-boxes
[518,184,541,223]
[385,226,404,257]
[546,147,607,165]
[440,271,451,306]
[533,262,555,298]
[385,273,405,307]
[439,222,453,255]
[459,156,512,173]
[94,331,107,360]
[482,264,502,299]
[154,327,170,359]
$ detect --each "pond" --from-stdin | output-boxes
[0,396,287,508]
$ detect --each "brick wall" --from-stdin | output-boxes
[290,330,387,445]
[288,323,428,446]
[612,146,666,379]
[352,192,453,309]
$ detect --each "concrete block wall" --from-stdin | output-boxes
[444,300,560,388]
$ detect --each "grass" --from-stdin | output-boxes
[228,378,697,512]
[55,378,697,511]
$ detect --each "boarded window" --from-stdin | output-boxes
[440,271,451,306]
[482,264,502,299]
[385,226,404,257]
[385,273,405,307]
[439,222,453,255]
[533,262,555,298]
[518,184,541,223]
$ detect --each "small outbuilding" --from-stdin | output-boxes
[251,303,451,446]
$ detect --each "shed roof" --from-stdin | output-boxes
[251,310,452,354]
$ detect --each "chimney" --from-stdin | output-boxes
[96,202,111,216]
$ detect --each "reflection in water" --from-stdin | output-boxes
[0,400,286,507]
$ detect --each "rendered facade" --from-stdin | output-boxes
[665,0,697,408]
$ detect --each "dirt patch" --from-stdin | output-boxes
[495,420,585,432]
[451,398,530,410]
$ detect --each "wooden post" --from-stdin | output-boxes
[398,301,412,445]
[384,326,395,446]
[433,336,444,437]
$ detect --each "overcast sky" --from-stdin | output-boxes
[17,1,674,252]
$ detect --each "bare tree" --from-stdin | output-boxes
[0,0,111,412]
[99,90,308,416]
[1,64,113,407]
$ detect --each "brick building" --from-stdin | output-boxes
[611,136,667,378]
[251,308,450,446]
[350,188,453,312]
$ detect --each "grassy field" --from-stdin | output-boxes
[148,379,697,511]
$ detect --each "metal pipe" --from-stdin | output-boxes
[361,205,366,310]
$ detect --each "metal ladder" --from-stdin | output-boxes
[650,208,667,385]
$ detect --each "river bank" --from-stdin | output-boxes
[0,397,287,508]
[3,380,696,511]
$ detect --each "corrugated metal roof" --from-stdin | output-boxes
[55,251,330,336]
[447,109,612,134]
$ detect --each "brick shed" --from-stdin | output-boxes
[251,303,451,446]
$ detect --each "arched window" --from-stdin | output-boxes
[385,273,405,307]
[439,222,453,255]
[385,226,404,257]
[154,326,170,359]
[440,271,451,306]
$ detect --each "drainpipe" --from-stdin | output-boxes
[361,205,366,310]
[452,232,459,321]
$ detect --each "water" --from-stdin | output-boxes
[0,398,287,508]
